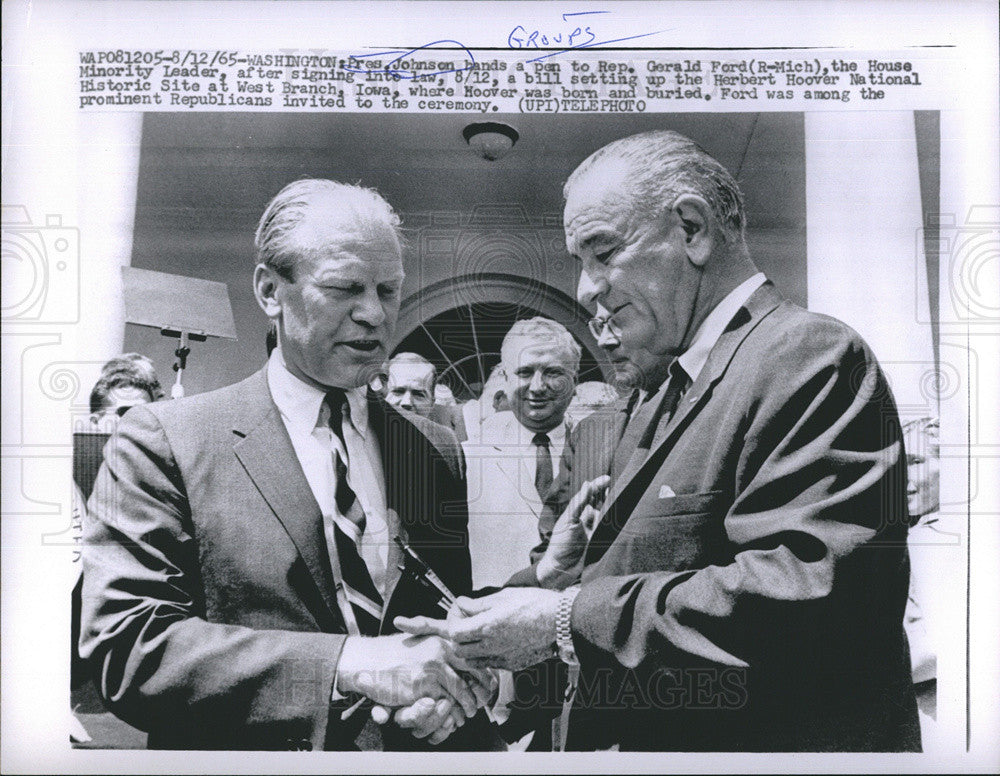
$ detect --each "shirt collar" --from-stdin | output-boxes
[677,272,767,384]
[267,349,370,438]
[514,413,567,447]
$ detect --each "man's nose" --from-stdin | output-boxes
[577,265,605,309]
[528,370,546,393]
[597,327,620,350]
[353,289,387,328]
[399,390,413,408]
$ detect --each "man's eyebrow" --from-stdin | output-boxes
[575,227,619,251]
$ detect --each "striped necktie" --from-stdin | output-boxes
[324,389,383,635]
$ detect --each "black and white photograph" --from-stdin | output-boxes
[2,1,998,773]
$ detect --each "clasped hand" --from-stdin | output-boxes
[348,477,607,742]
[337,632,496,744]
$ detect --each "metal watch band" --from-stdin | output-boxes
[555,584,581,665]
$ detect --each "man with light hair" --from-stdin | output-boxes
[564,381,620,427]
[465,316,581,588]
[81,178,498,750]
[400,130,920,752]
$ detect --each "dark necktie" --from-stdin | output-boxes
[611,389,655,481]
[532,432,554,502]
[614,360,690,485]
[637,359,689,451]
[324,389,383,635]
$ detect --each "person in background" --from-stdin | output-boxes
[564,380,621,428]
[385,352,437,417]
[73,353,163,747]
[88,357,161,431]
[902,416,958,751]
[434,383,457,407]
[459,317,581,749]
[385,352,467,441]
[464,317,581,589]
[461,363,510,443]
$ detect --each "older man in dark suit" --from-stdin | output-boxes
[398,131,920,752]
[80,179,497,750]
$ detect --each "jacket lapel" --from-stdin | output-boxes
[367,395,409,599]
[231,369,341,626]
[587,283,784,562]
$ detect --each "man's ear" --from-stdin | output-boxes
[672,194,714,268]
[253,263,283,318]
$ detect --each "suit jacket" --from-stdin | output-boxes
[463,413,551,588]
[429,403,468,443]
[529,283,918,751]
[526,396,634,566]
[79,367,493,751]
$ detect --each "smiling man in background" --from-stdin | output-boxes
[464,317,581,590]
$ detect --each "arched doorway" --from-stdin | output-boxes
[393,274,607,401]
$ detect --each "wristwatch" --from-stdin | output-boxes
[555,584,581,665]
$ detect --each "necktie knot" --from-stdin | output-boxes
[324,389,348,439]
[532,432,550,448]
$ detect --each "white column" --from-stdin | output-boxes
[1,4,142,756]
[74,112,145,393]
[804,111,936,416]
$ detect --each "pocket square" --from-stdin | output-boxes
[657,484,676,499]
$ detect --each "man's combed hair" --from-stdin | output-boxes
[565,129,748,243]
[501,316,583,374]
[89,369,158,414]
[254,178,403,280]
[99,352,164,399]
[389,352,438,384]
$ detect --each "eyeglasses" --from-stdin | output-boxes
[587,314,621,341]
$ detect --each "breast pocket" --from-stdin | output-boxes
[611,490,728,574]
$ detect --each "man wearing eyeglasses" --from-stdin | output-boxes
[397,130,920,752]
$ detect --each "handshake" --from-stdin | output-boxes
[335,626,497,746]
[335,476,611,745]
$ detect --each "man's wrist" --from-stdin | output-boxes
[334,635,362,697]
[555,585,581,665]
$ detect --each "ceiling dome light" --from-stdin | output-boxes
[462,121,519,161]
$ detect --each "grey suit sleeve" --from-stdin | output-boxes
[570,328,909,678]
[79,409,346,749]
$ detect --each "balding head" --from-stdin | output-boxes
[565,130,758,360]
[565,129,747,246]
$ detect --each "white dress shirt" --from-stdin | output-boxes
[677,272,767,384]
[463,411,568,589]
[267,351,393,602]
